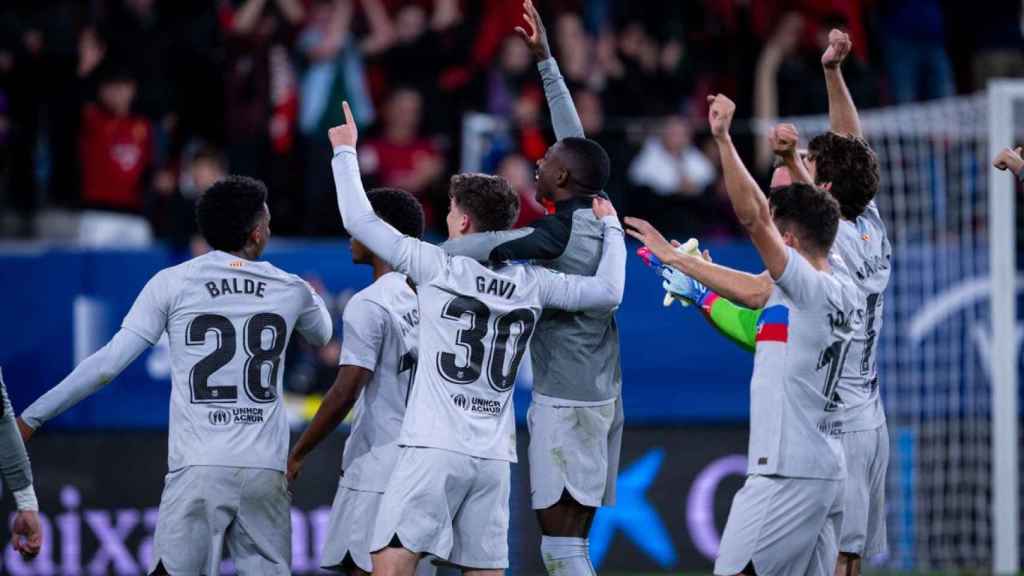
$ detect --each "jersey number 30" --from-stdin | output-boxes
[437,296,536,393]
[186,313,287,404]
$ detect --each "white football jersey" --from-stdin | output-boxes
[830,201,891,431]
[399,252,618,462]
[338,272,419,492]
[747,248,863,480]
[330,145,625,463]
[121,250,332,472]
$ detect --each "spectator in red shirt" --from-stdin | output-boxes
[79,69,152,213]
[359,87,444,225]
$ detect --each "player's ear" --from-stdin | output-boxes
[459,212,471,234]
[556,168,569,188]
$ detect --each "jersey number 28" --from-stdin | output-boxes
[186,313,287,404]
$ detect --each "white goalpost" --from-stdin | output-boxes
[987,80,1021,575]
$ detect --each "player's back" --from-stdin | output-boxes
[399,256,553,462]
[830,201,891,431]
[532,200,620,403]
[340,272,419,491]
[125,250,330,472]
[747,249,863,480]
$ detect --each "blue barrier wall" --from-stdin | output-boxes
[0,240,764,429]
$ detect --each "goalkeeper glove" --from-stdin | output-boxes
[660,266,708,305]
[636,238,705,307]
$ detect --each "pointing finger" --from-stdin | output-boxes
[342,101,354,126]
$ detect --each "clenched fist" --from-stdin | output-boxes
[821,29,852,69]
[707,94,736,140]
[993,146,1024,175]
[769,123,800,157]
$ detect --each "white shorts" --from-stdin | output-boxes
[149,465,291,576]
[714,475,844,576]
[527,397,623,509]
[840,422,889,558]
[321,483,380,572]
[371,446,510,570]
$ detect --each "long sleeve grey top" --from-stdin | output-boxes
[0,368,37,510]
[441,57,624,404]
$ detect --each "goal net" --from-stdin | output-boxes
[778,89,1023,572]
[461,85,1022,572]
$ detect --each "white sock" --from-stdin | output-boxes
[540,536,596,576]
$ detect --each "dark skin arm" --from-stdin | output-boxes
[287,365,373,483]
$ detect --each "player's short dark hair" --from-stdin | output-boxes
[368,187,425,239]
[449,173,519,232]
[769,183,840,257]
[560,137,611,193]
[807,132,880,220]
[195,175,268,252]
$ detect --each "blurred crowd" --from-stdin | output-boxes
[0,0,1022,247]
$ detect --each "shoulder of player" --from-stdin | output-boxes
[531,209,575,235]
[151,258,197,290]
[356,273,410,306]
[342,289,392,328]
[823,271,864,314]
[258,262,315,291]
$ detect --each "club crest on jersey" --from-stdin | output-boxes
[475,276,517,299]
[756,305,789,343]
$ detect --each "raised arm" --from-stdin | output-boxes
[661,267,763,351]
[330,102,445,285]
[18,329,151,433]
[700,294,762,352]
[516,0,584,139]
[708,94,789,279]
[821,29,862,138]
[541,199,624,311]
[626,217,773,309]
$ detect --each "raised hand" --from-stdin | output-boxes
[707,94,737,140]
[769,123,800,157]
[514,0,551,61]
[592,197,617,220]
[328,101,358,149]
[821,28,852,69]
[661,266,708,305]
[993,146,1024,174]
[11,510,41,560]
[624,217,677,266]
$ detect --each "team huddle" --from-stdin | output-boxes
[12,1,1024,575]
